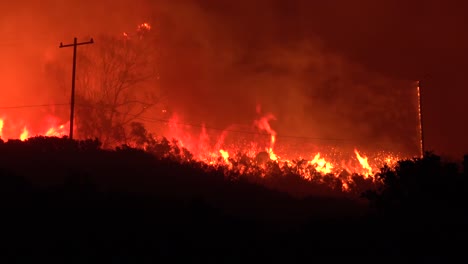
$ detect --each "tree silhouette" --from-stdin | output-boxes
[74,23,164,147]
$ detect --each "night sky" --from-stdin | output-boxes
[1,0,467,158]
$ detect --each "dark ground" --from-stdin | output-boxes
[0,137,466,262]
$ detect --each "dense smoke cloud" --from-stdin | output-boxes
[153,1,419,154]
[0,0,419,154]
[0,0,151,129]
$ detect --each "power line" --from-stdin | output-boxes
[0,42,20,46]
[0,102,378,143]
[73,103,352,141]
[0,101,399,144]
[133,114,352,141]
[0,103,69,110]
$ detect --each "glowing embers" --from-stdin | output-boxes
[0,105,404,193]
[122,22,151,40]
[138,22,151,31]
[159,108,403,193]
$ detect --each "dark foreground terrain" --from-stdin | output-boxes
[0,137,466,262]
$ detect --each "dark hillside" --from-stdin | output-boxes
[0,137,466,261]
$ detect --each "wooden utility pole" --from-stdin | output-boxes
[59,37,94,140]
[417,80,425,158]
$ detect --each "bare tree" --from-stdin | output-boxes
[75,23,163,147]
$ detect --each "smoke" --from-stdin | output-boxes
[0,0,150,133]
[0,0,419,154]
[153,1,419,154]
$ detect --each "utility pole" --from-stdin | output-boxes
[417,80,425,158]
[59,37,94,140]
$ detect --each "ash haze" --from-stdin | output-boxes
[2,0,467,157]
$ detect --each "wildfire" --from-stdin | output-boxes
[20,127,29,141]
[152,108,405,192]
[45,124,66,137]
[354,149,373,178]
[0,105,407,193]
[122,22,151,40]
[219,149,230,163]
[0,118,3,138]
[138,22,151,31]
[0,116,68,141]
[0,19,412,196]
[254,107,279,161]
[137,22,151,37]
[309,153,334,174]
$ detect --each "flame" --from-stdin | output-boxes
[254,111,278,161]
[342,182,350,192]
[0,118,3,138]
[137,22,151,35]
[0,116,68,141]
[122,22,151,40]
[20,127,29,141]
[219,149,229,163]
[45,124,67,137]
[309,153,334,174]
[153,106,406,192]
[0,20,415,195]
[354,149,373,178]
[0,104,408,193]
[268,147,278,161]
[138,22,151,31]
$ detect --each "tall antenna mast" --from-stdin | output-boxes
[417,80,425,158]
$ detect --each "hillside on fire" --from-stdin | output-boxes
[0,136,466,261]
[2,0,468,261]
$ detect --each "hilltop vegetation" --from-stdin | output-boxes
[0,136,466,261]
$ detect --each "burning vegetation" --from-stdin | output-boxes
[0,16,417,195]
[2,2,468,260]
[0,100,402,195]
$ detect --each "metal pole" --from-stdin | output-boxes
[59,37,93,140]
[417,80,425,158]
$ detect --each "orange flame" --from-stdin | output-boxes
[1,103,407,192]
[0,116,69,141]
[0,118,3,138]
[309,153,334,174]
[354,149,373,178]
[254,111,278,161]
[45,124,66,137]
[342,182,350,192]
[20,127,29,141]
[219,149,229,163]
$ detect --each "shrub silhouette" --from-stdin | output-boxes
[0,137,466,261]
[362,152,468,255]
